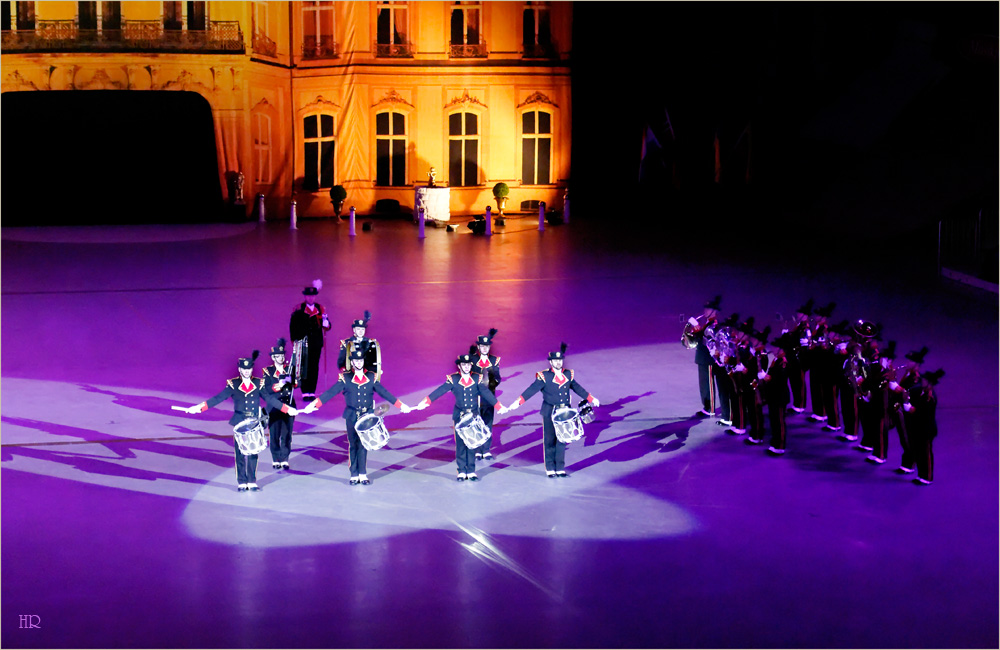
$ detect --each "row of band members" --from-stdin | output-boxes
[685,295,943,485]
[179,281,599,491]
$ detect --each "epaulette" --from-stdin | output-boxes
[341,339,349,348]
[446,374,456,384]
[256,378,265,389]
[536,370,546,380]
[493,355,501,365]
[569,369,575,380]
[226,378,236,389]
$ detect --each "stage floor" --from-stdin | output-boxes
[2,217,997,649]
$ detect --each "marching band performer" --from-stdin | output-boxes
[836,336,864,443]
[684,295,722,417]
[712,312,741,428]
[856,337,892,464]
[289,280,332,400]
[504,343,599,478]
[472,328,502,461]
[806,302,836,424]
[338,310,381,378]
[262,338,295,470]
[724,318,756,437]
[414,347,506,481]
[743,323,769,445]
[783,299,814,415]
[903,368,943,485]
[304,348,410,485]
[760,333,793,455]
[180,350,296,492]
[889,346,928,474]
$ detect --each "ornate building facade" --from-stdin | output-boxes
[1,1,572,218]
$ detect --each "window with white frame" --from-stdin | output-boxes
[376,110,407,187]
[253,112,272,184]
[302,0,335,58]
[521,109,551,185]
[376,1,407,46]
[450,1,480,45]
[303,113,335,190]
[253,0,268,35]
[448,111,479,187]
[522,1,552,56]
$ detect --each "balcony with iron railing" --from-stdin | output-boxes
[522,40,559,60]
[252,30,277,58]
[449,41,487,58]
[374,41,413,58]
[1,19,244,53]
[301,35,338,60]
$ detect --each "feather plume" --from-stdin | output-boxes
[488,327,498,340]
[312,279,323,291]
[560,342,568,355]
[363,309,372,325]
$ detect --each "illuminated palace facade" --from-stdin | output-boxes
[1,1,572,218]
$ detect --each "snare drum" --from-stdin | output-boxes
[551,406,584,443]
[455,412,491,449]
[233,418,268,455]
[355,413,390,451]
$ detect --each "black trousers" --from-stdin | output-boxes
[840,388,859,439]
[301,342,323,395]
[233,439,258,485]
[269,412,294,463]
[768,402,787,450]
[345,410,368,477]
[787,356,808,410]
[697,363,715,412]
[540,403,567,472]
[891,407,912,469]
[716,368,733,421]
[454,429,477,473]
[859,395,888,459]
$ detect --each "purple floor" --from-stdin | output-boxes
[2,218,997,649]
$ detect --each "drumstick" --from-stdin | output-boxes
[171,405,191,412]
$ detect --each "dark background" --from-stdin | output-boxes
[569,2,998,243]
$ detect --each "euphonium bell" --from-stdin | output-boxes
[852,320,878,340]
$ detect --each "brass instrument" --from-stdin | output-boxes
[852,319,879,341]
[681,314,707,349]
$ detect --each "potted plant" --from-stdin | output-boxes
[329,185,348,219]
[492,182,509,218]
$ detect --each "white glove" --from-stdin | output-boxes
[799,338,809,346]
[687,317,699,327]
[903,403,915,412]
[590,398,600,408]
[888,381,900,391]
[400,403,412,414]
[735,363,746,373]
[286,407,299,417]
[507,400,521,411]
[186,405,200,414]
[757,371,767,381]
[835,343,848,353]
[304,403,318,414]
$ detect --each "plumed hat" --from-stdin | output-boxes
[477,328,498,347]
[239,350,260,369]
[352,310,372,329]
[548,342,568,361]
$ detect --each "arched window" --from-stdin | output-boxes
[376,110,407,187]
[253,112,272,184]
[303,113,335,190]
[521,109,551,185]
[449,111,479,187]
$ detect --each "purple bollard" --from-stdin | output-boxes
[418,207,425,239]
[256,193,266,224]
[289,200,298,230]
[538,201,546,231]
[563,190,570,224]
[485,206,492,236]
[349,206,356,237]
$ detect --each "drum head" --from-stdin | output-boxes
[458,412,478,427]
[234,418,258,434]
[356,414,380,432]
[552,408,578,423]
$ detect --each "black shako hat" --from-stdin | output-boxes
[352,310,372,329]
[476,328,498,347]
[548,342,568,361]
[239,350,260,369]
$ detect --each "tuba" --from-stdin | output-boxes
[852,320,879,341]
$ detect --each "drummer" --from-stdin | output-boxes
[504,343,599,478]
[303,348,410,485]
[414,347,506,482]
[471,328,502,462]
[181,350,297,492]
